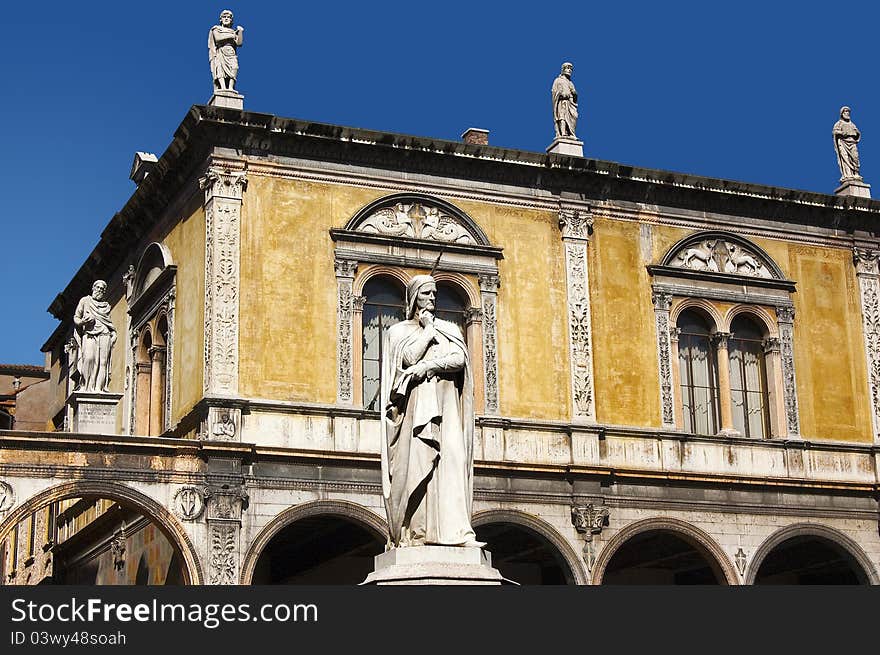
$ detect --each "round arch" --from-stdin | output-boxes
[671,298,724,331]
[239,500,387,584]
[432,272,481,309]
[133,242,174,299]
[592,517,738,585]
[744,523,879,585]
[0,481,204,585]
[472,509,588,585]
[660,231,788,280]
[353,265,409,296]
[723,305,779,337]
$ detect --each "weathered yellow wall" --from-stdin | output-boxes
[109,297,128,433]
[162,201,205,423]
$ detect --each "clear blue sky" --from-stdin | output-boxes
[2,1,874,364]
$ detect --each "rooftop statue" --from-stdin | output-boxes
[552,62,579,139]
[209,10,244,92]
[833,106,862,182]
[380,275,482,548]
[73,280,117,393]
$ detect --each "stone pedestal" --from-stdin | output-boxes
[547,137,584,157]
[835,178,871,198]
[362,545,510,585]
[66,392,122,434]
[208,90,244,110]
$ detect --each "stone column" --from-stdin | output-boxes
[134,362,152,436]
[464,307,485,413]
[669,327,682,428]
[559,208,596,423]
[200,166,247,397]
[711,332,737,436]
[478,274,500,416]
[351,294,367,407]
[854,248,880,443]
[204,483,248,585]
[334,259,358,405]
[652,291,676,430]
[148,346,166,436]
[762,337,785,438]
[775,305,801,438]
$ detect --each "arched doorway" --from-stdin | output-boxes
[749,526,875,585]
[473,511,583,585]
[594,520,735,585]
[0,482,200,585]
[243,502,387,585]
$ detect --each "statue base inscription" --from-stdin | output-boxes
[362,545,510,585]
[209,90,244,110]
[835,179,871,198]
[547,137,584,157]
[66,392,122,434]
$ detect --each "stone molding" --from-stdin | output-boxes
[560,208,596,422]
[200,166,247,397]
[652,291,676,429]
[854,248,880,443]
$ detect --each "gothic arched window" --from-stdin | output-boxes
[728,315,771,438]
[677,311,720,435]
[361,276,405,411]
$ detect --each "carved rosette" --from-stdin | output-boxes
[560,208,596,422]
[775,305,801,437]
[479,274,500,415]
[200,167,247,396]
[854,249,880,442]
[651,291,676,429]
[335,259,358,404]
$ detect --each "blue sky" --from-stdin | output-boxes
[2,1,874,364]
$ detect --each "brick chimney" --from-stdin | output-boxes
[461,128,489,146]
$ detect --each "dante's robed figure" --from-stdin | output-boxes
[380,275,479,548]
[209,10,244,92]
[833,106,862,182]
[552,62,579,139]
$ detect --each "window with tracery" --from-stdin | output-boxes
[361,277,405,411]
[728,315,770,438]
[677,311,720,435]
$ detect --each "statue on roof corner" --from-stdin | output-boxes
[209,10,244,92]
[73,280,117,393]
[552,62,579,139]
[833,106,862,182]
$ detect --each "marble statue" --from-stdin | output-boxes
[552,62,579,139]
[833,106,862,181]
[209,10,244,92]
[380,275,481,548]
[73,280,117,393]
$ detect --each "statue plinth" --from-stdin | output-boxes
[209,90,244,110]
[835,178,871,198]
[362,545,510,585]
[66,391,122,434]
[547,137,584,157]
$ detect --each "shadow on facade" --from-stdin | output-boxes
[475,522,575,585]
[601,529,727,585]
[753,535,869,584]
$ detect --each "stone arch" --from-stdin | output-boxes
[744,523,879,585]
[432,271,481,309]
[353,264,410,296]
[345,193,491,246]
[723,305,779,337]
[133,242,174,299]
[671,298,724,332]
[661,231,787,280]
[239,500,387,584]
[592,517,738,585]
[472,509,588,585]
[0,480,204,584]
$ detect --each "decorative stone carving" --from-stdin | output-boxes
[209,524,238,585]
[173,486,206,521]
[205,484,249,521]
[775,305,801,437]
[762,337,781,354]
[652,291,676,429]
[734,547,747,576]
[670,239,773,278]
[561,208,596,422]
[200,167,246,396]
[73,280,117,393]
[478,274,500,415]
[833,106,862,182]
[854,249,880,442]
[209,10,244,92]
[205,483,248,585]
[0,481,14,513]
[202,407,241,442]
[571,504,609,572]
[357,202,476,244]
[552,63,578,139]
[111,531,126,570]
[122,265,135,300]
[335,258,358,405]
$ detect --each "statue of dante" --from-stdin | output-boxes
[552,62,579,139]
[209,10,244,92]
[73,280,117,393]
[833,106,862,182]
[380,275,480,548]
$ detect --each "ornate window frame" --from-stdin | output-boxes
[649,231,800,438]
[330,193,503,415]
[125,243,176,435]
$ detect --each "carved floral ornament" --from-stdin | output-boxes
[661,233,786,281]
[349,197,487,246]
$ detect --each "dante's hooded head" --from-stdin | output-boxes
[405,275,436,320]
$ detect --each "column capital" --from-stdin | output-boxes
[558,207,593,241]
[651,290,672,312]
[775,305,795,324]
[334,258,358,280]
[199,166,248,200]
[464,307,483,325]
[478,274,500,294]
[853,247,880,276]
[762,336,781,354]
[148,345,166,361]
[711,331,731,348]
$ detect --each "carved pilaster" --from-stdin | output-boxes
[775,305,801,438]
[204,484,248,585]
[200,166,247,396]
[571,503,609,574]
[561,208,596,422]
[854,248,880,442]
[335,259,358,405]
[478,274,500,415]
[652,291,676,429]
